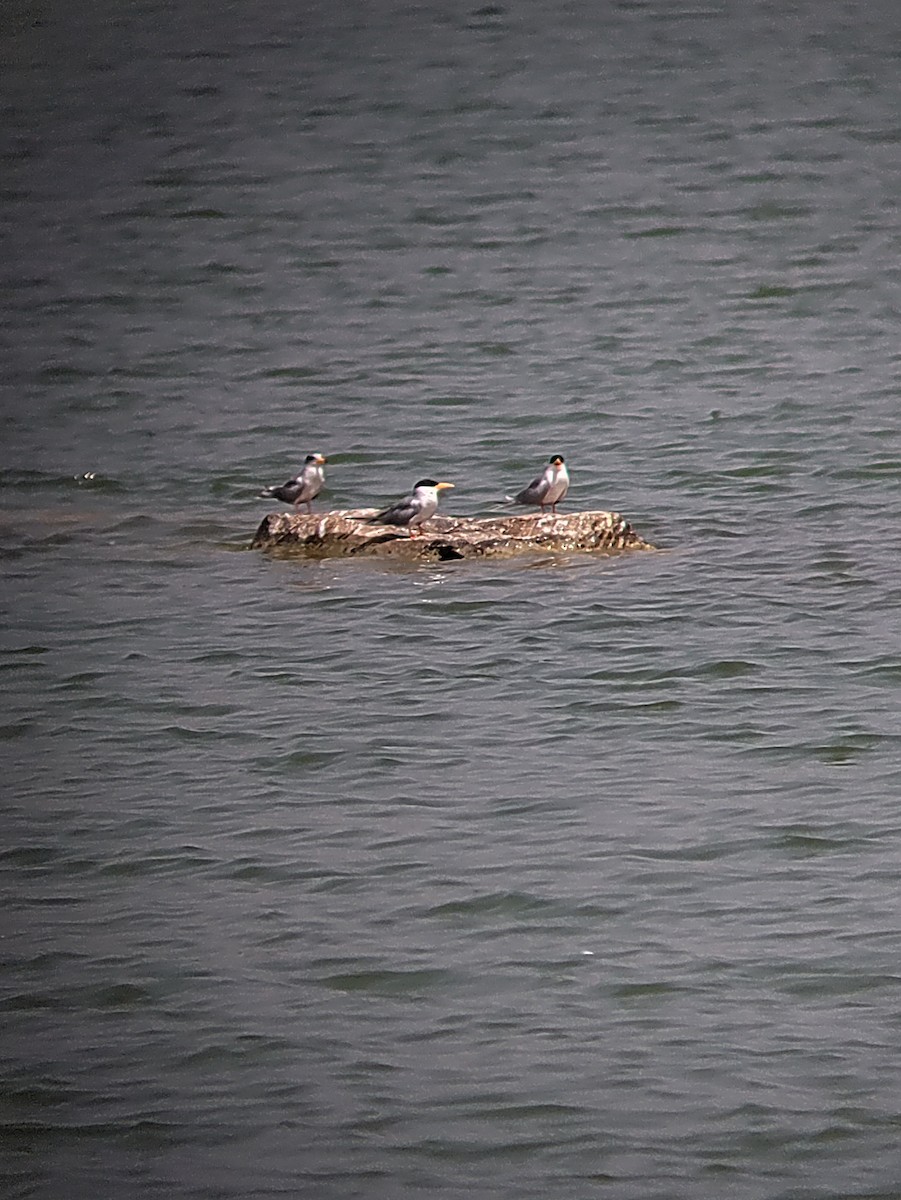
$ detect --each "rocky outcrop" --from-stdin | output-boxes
[251,509,655,561]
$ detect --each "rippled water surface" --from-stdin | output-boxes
[5,1,901,1197]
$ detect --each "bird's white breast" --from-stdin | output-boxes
[545,464,568,502]
[410,488,438,526]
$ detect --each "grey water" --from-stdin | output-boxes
[4,0,901,1196]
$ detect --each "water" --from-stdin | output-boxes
[4,0,901,1196]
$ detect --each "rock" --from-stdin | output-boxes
[250,508,655,561]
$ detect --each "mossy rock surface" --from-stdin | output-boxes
[251,509,656,561]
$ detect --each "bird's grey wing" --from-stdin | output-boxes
[370,497,415,525]
[260,477,300,501]
[514,473,550,505]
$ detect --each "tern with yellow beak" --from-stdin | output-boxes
[368,479,454,536]
[259,453,327,513]
[510,455,569,513]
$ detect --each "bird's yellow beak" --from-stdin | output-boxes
[316,454,327,464]
[436,481,454,490]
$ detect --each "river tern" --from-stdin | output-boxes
[509,455,569,513]
[368,479,454,536]
[259,453,327,513]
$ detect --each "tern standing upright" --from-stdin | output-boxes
[368,479,454,536]
[259,453,327,513]
[510,455,569,513]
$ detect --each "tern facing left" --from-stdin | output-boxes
[510,455,569,513]
[259,453,327,513]
[368,479,454,536]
